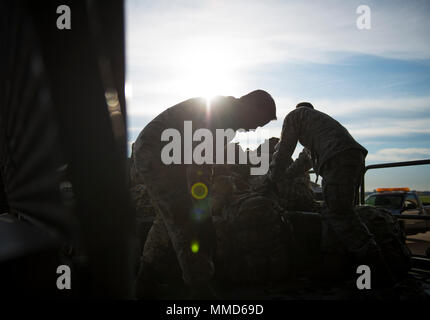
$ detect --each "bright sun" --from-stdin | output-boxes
[175,38,242,102]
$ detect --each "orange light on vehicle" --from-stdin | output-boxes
[376,187,410,192]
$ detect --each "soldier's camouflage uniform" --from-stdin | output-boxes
[133,96,245,292]
[277,148,318,212]
[269,107,381,261]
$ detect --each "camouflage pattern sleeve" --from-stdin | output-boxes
[284,148,313,179]
[269,112,299,182]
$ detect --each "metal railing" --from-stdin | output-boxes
[358,159,430,271]
[359,159,430,204]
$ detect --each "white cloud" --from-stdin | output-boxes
[125,0,430,116]
[313,96,430,117]
[351,126,430,139]
[127,0,430,68]
[367,148,430,162]
[125,0,430,157]
[347,117,430,139]
[128,3,428,91]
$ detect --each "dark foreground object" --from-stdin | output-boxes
[130,137,426,299]
[132,183,423,299]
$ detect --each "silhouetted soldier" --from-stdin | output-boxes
[267,102,393,283]
[133,90,276,298]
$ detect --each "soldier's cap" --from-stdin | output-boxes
[296,102,314,109]
[238,90,277,121]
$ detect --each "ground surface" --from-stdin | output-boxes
[420,196,430,203]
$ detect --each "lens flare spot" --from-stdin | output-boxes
[193,208,206,220]
[191,241,200,253]
[191,182,208,200]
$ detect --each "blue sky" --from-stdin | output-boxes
[125,0,430,191]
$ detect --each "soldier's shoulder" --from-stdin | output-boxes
[284,107,314,121]
[299,108,336,124]
[284,108,299,119]
[170,97,205,109]
[165,97,206,115]
[210,95,238,109]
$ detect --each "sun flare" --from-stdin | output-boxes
[174,38,242,101]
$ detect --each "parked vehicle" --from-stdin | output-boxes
[365,188,430,235]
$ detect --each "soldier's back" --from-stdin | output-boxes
[288,107,367,171]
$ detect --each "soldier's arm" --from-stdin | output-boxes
[269,114,298,182]
[284,148,312,179]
